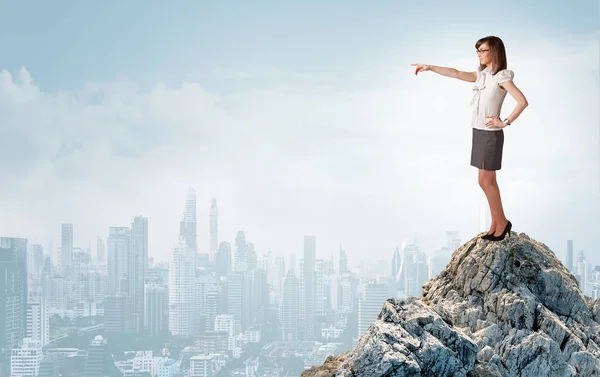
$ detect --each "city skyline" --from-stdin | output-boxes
[1,1,598,267]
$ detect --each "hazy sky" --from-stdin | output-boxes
[1,1,598,267]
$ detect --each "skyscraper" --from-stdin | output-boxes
[303,235,316,340]
[215,242,232,280]
[358,282,390,337]
[234,231,247,272]
[0,237,28,376]
[282,270,299,342]
[107,227,130,295]
[169,239,195,337]
[209,198,218,262]
[60,224,73,277]
[566,240,574,273]
[180,188,198,255]
[129,216,148,333]
[339,247,347,275]
[96,236,105,264]
[144,282,168,336]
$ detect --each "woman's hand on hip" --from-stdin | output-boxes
[485,116,507,129]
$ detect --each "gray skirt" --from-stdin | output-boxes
[470,128,504,171]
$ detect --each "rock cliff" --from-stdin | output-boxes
[301,231,600,377]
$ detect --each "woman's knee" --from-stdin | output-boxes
[479,174,495,189]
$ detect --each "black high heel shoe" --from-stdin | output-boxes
[487,220,512,241]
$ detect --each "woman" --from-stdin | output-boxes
[411,36,529,241]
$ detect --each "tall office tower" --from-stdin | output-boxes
[129,216,148,333]
[246,243,257,271]
[144,282,168,336]
[233,231,247,272]
[0,237,28,376]
[339,247,347,274]
[249,268,268,326]
[96,236,105,264]
[358,282,389,337]
[315,260,326,316]
[391,247,401,278]
[566,240,574,273]
[328,273,339,312]
[28,244,44,295]
[281,270,300,342]
[215,242,232,280]
[107,227,130,295]
[195,273,215,333]
[205,289,219,333]
[27,299,49,347]
[303,235,316,340]
[103,294,126,333]
[209,198,218,262]
[60,224,73,277]
[180,188,198,255]
[445,231,461,250]
[576,250,589,291]
[274,256,286,303]
[169,239,195,337]
[396,243,429,298]
[226,272,250,334]
[10,338,43,377]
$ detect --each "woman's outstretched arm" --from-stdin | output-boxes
[411,64,477,82]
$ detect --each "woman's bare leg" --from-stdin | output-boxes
[479,169,508,236]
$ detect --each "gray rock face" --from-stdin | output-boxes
[301,232,600,377]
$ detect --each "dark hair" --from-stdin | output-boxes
[475,36,507,74]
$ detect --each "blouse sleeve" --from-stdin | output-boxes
[496,69,514,83]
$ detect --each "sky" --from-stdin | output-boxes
[0,1,599,269]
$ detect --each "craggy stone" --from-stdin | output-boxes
[301,232,600,377]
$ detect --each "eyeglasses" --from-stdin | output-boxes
[476,49,490,54]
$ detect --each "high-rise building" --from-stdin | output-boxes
[445,231,461,250]
[215,242,232,280]
[27,244,44,295]
[169,239,195,337]
[96,236,105,264]
[303,235,316,340]
[180,188,198,255]
[233,231,247,272]
[358,282,389,337]
[282,270,300,342]
[226,272,249,334]
[315,260,326,316]
[27,299,49,347]
[339,247,347,275]
[566,240,574,274]
[60,224,73,277]
[10,338,43,377]
[0,237,28,376]
[103,294,126,333]
[107,227,130,295]
[209,198,218,262]
[129,216,148,333]
[144,282,168,336]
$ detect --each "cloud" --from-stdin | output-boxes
[0,33,598,266]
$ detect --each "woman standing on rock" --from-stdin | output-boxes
[411,35,529,241]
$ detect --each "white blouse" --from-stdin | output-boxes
[470,66,514,131]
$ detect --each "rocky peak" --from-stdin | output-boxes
[301,231,600,377]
